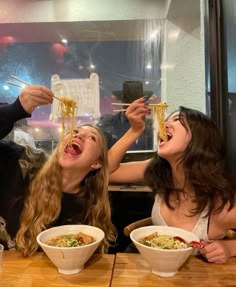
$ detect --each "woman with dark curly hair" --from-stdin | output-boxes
[108,98,236,264]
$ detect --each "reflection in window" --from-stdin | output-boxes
[0,19,162,153]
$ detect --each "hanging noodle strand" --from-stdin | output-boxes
[59,96,78,144]
[151,103,168,141]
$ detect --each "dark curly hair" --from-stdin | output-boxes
[144,106,235,216]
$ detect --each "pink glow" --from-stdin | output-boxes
[51,43,68,61]
[0,36,15,44]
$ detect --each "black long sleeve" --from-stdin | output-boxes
[0,98,30,139]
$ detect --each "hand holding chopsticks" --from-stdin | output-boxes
[6,75,55,114]
[7,75,61,102]
[20,86,55,114]
[112,101,168,112]
[7,75,78,112]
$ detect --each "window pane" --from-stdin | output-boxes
[0,0,205,156]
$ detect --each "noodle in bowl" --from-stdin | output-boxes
[130,225,199,277]
[36,225,104,275]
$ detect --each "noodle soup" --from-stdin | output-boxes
[139,232,187,250]
[130,225,199,277]
[36,225,105,275]
[45,232,94,247]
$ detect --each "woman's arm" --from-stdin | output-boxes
[0,98,28,139]
[108,98,151,183]
[0,85,54,139]
[108,98,149,173]
[199,203,236,263]
[109,159,151,183]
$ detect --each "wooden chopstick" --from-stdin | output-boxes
[111,102,168,107]
[7,81,24,88]
[113,109,126,112]
[111,103,131,106]
[113,102,168,112]
[10,75,31,86]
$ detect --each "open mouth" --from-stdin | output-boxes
[160,133,172,144]
[64,142,82,155]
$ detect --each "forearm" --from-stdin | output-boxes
[108,127,141,174]
[0,97,30,139]
[108,97,149,174]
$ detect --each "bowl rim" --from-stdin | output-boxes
[130,225,199,252]
[36,224,105,250]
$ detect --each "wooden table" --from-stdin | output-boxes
[111,253,236,287]
[0,251,115,287]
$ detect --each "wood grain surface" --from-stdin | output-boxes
[0,251,115,287]
[111,253,236,287]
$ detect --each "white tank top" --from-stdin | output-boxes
[151,194,210,242]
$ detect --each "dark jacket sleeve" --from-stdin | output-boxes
[0,98,30,139]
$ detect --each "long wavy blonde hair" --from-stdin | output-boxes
[16,125,116,256]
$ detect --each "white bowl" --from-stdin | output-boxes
[36,225,104,275]
[130,225,199,277]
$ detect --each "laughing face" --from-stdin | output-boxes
[157,111,192,162]
[58,125,103,171]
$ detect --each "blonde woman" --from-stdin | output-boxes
[16,125,116,256]
[0,89,116,256]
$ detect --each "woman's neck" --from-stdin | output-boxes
[171,164,185,188]
[61,168,87,194]
[171,164,194,197]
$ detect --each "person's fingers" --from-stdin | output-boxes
[22,85,54,97]
[134,97,146,103]
[20,87,53,103]
[203,252,227,263]
[126,105,149,117]
[199,241,228,264]
[19,85,54,113]
[200,240,208,247]
[25,90,53,103]
[26,85,53,94]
